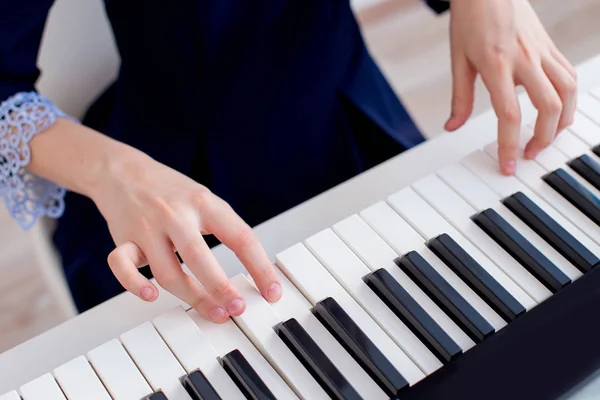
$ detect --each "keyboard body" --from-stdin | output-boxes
[2,53,600,399]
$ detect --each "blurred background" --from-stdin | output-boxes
[1,0,599,354]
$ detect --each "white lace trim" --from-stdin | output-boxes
[0,92,70,229]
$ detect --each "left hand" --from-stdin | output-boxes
[444,0,577,175]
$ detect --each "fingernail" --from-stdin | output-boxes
[502,160,516,175]
[267,282,282,301]
[524,149,536,160]
[226,298,245,315]
[209,306,228,322]
[140,286,154,301]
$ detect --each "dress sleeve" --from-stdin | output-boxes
[423,0,450,14]
[0,1,76,229]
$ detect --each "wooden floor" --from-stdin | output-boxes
[1,0,600,354]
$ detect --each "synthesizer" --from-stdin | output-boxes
[2,53,600,399]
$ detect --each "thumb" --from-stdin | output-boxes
[446,53,477,131]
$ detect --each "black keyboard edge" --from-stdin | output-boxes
[399,264,600,400]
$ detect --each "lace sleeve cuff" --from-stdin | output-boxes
[0,92,75,230]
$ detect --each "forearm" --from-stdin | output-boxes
[26,117,147,200]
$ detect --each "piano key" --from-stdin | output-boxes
[503,192,600,273]
[397,251,495,341]
[534,141,600,200]
[313,297,409,397]
[144,392,168,400]
[552,129,592,158]
[568,155,600,191]
[87,339,153,400]
[412,174,538,310]
[567,111,600,147]
[220,350,277,400]
[387,187,507,331]
[0,392,20,400]
[120,322,191,400]
[437,162,582,282]
[229,274,329,399]
[364,268,462,362]
[477,146,600,247]
[542,169,600,226]
[188,311,297,399]
[275,318,361,400]
[304,228,442,375]
[19,373,66,400]
[472,209,571,292]
[182,370,222,400]
[354,205,476,351]
[53,356,111,400]
[152,307,245,400]
[577,92,600,126]
[275,243,424,393]
[427,234,526,321]
[436,163,553,302]
[260,268,388,399]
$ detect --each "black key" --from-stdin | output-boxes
[427,233,526,322]
[396,252,600,400]
[183,369,222,400]
[275,318,361,400]
[364,268,462,362]
[144,392,168,400]
[503,191,600,273]
[396,251,494,342]
[472,208,571,293]
[312,297,408,397]
[593,144,600,158]
[543,168,600,226]
[568,154,600,192]
[221,349,276,400]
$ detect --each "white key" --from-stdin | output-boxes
[412,174,540,307]
[19,374,66,400]
[387,187,507,331]
[532,135,600,199]
[230,274,329,399]
[262,268,388,399]
[53,356,111,400]
[188,311,298,399]
[591,86,600,102]
[87,339,153,400]
[0,391,21,400]
[479,146,600,247]
[305,228,442,375]
[553,130,595,159]
[568,111,600,147]
[438,163,582,283]
[577,93,600,126]
[152,306,245,400]
[343,208,475,351]
[120,322,191,400]
[275,243,426,386]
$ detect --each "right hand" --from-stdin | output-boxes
[90,149,282,323]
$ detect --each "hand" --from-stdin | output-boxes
[91,150,282,323]
[445,0,577,175]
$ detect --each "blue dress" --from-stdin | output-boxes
[0,0,449,312]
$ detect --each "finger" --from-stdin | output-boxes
[170,225,246,316]
[542,57,577,134]
[203,195,282,303]
[479,61,521,175]
[551,47,577,80]
[516,62,562,159]
[107,241,158,302]
[446,53,477,132]
[146,236,230,323]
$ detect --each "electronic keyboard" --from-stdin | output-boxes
[3,53,600,400]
